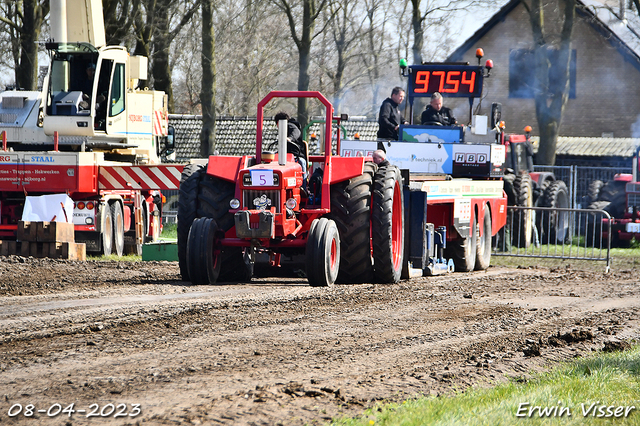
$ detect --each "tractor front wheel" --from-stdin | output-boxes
[306,218,340,287]
[187,217,221,285]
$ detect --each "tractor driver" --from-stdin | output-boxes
[274,111,307,180]
[421,92,457,126]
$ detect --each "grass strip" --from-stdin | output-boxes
[333,344,640,426]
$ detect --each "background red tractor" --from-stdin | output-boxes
[177,91,404,287]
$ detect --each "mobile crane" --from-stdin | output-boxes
[0,0,181,256]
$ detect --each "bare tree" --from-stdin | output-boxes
[0,0,50,90]
[200,0,215,156]
[272,0,331,127]
[132,0,199,111]
[318,0,369,112]
[103,0,140,46]
[523,0,576,165]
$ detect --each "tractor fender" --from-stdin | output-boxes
[327,156,366,184]
[206,155,247,183]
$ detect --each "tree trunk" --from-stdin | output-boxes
[151,0,173,111]
[15,0,47,90]
[411,0,423,65]
[200,0,216,157]
[528,0,575,166]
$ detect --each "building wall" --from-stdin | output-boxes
[447,1,640,138]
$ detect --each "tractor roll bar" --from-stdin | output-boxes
[256,91,334,164]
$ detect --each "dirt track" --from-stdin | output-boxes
[0,256,639,425]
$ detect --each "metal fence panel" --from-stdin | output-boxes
[493,206,612,272]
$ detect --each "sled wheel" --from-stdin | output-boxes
[186,217,221,285]
[513,172,533,248]
[475,206,492,271]
[447,215,477,272]
[306,218,340,287]
[329,162,376,283]
[101,202,113,256]
[372,165,404,283]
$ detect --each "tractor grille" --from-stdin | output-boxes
[628,193,640,208]
[243,190,280,213]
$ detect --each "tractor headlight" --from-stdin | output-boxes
[230,198,240,209]
[286,198,297,209]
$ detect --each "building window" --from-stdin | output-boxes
[509,49,576,99]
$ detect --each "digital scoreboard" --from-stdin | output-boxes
[407,64,484,98]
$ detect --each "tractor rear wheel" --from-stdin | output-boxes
[512,172,534,248]
[178,164,205,280]
[306,218,340,287]
[329,162,376,284]
[539,180,570,244]
[475,207,492,271]
[587,180,603,205]
[447,215,477,272]
[187,217,221,285]
[372,165,404,283]
[599,180,627,219]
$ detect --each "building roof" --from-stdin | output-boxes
[530,136,640,157]
[168,114,379,163]
[448,0,640,71]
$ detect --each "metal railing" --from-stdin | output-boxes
[493,205,612,272]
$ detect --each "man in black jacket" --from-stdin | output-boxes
[377,87,408,140]
[421,92,457,126]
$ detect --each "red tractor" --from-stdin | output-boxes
[177,91,404,286]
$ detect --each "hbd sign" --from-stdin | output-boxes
[454,152,488,164]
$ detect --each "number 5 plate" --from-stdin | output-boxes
[250,170,274,186]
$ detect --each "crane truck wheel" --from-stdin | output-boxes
[306,218,340,287]
[101,202,114,256]
[539,180,570,244]
[371,165,404,283]
[329,162,376,284]
[475,206,492,271]
[447,214,477,272]
[512,172,534,248]
[187,217,222,285]
[178,164,205,281]
[110,202,125,257]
